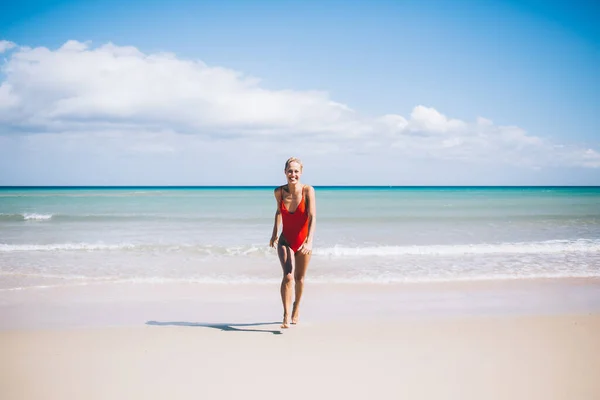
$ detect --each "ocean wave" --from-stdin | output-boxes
[0,212,273,223]
[1,239,599,255]
[23,213,53,221]
[0,243,136,252]
[0,242,268,255]
[0,213,54,221]
[315,239,600,257]
[0,271,118,281]
[3,212,600,224]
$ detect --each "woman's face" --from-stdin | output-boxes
[285,162,302,184]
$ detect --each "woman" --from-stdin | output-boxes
[269,157,316,329]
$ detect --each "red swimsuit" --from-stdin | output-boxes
[280,187,309,253]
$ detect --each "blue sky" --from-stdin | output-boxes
[0,0,599,185]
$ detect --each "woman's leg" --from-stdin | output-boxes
[277,241,295,328]
[291,252,311,324]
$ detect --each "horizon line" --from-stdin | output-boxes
[1,185,600,189]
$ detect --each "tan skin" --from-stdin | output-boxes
[269,162,316,329]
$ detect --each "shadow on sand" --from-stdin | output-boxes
[146,320,283,335]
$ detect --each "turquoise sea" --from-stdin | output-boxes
[1,186,599,290]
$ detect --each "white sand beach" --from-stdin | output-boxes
[1,279,600,400]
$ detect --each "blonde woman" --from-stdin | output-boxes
[270,157,316,328]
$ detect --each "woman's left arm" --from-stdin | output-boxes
[299,186,316,254]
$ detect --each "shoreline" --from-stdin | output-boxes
[1,277,599,330]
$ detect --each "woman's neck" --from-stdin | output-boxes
[287,182,303,192]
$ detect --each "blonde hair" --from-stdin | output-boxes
[284,157,303,171]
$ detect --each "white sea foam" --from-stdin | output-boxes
[1,239,599,255]
[22,213,53,221]
[0,243,136,252]
[0,213,54,221]
[0,271,118,281]
[324,271,600,283]
[315,239,600,257]
[106,271,600,284]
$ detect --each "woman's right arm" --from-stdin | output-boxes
[270,188,282,248]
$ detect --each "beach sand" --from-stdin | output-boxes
[1,280,599,400]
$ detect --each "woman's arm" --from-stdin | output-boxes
[299,185,316,254]
[270,187,282,247]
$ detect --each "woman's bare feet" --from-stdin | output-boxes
[291,302,299,325]
[281,314,290,329]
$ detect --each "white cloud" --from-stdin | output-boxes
[379,108,541,163]
[377,114,408,133]
[407,105,467,133]
[0,40,361,136]
[0,40,16,53]
[0,39,598,179]
[378,106,466,136]
[0,83,18,108]
[561,148,600,168]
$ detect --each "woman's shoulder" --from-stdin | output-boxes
[303,185,315,195]
[274,185,286,198]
